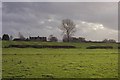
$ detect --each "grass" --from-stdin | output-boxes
[2,41,118,49]
[2,41,118,78]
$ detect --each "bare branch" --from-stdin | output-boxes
[60,19,76,42]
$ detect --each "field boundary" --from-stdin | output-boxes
[6,45,76,49]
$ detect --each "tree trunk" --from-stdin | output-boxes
[67,31,69,42]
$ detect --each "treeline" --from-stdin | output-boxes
[1,33,58,42]
[1,33,117,43]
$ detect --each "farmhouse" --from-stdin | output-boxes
[29,36,47,41]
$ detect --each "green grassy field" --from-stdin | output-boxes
[2,41,118,78]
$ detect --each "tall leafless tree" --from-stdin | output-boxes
[60,19,76,42]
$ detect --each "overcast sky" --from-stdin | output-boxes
[2,2,118,41]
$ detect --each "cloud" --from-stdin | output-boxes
[2,2,118,41]
[75,21,118,41]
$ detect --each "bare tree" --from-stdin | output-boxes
[60,19,76,42]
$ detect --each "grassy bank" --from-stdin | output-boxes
[2,41,118,49]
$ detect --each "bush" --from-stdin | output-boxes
[8,45,76,49]
[86,45,113,49]
[118,47,120,49]
[2,34,10,40]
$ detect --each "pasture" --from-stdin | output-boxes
[2,41,118,78]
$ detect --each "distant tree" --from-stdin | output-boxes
[102,39,108,43]
[10,35,13,40]
[2,34,10,40]
[60,19,76,42]
[26,38,29,41]
[108,39,116,43]
[48,35,53,41]
[48,35,58,42]
[18,32,25,40]
[102,39,116,43]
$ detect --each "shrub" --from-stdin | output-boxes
[8,45,76,49]
[86,45,113,49]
